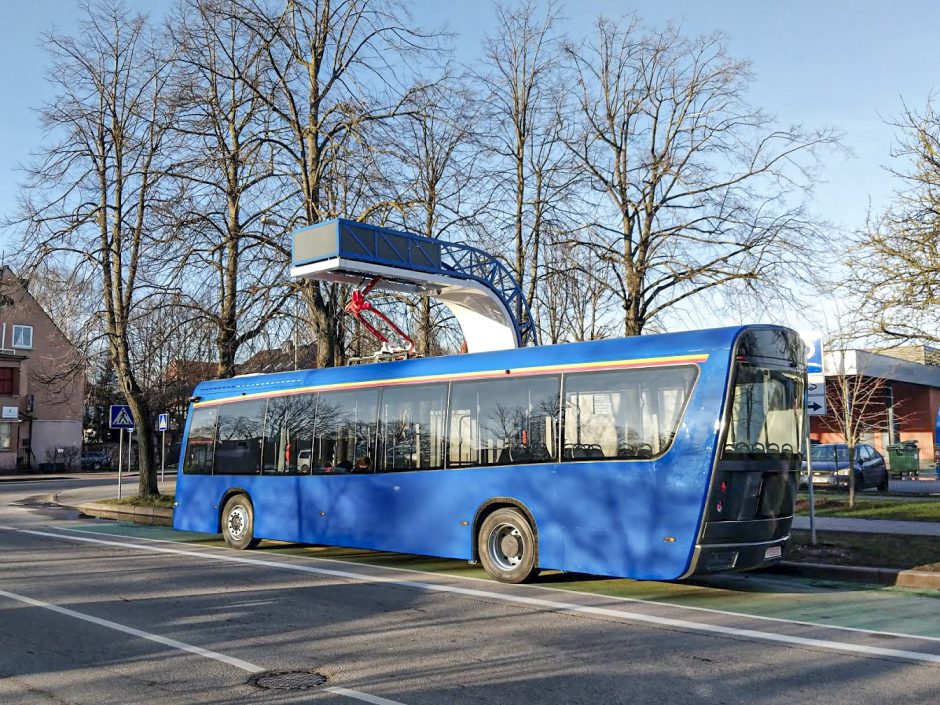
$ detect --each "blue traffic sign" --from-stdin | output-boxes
[802,334,824,374]
[109,404,134,430]
[157,413,169,432]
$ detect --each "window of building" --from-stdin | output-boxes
[183,406,218,474]
[313,389,378,473]
[563,367,697,460]
[12,325,32,350]
[0,423,11,451]
[214,399,266,475]
[0,367,14,395]
[379,383,447,472]
[449,375,560,467]
[263,393,316,474]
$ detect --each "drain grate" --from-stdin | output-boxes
[248,670,328,691]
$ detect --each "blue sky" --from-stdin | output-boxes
[2,1,937,263]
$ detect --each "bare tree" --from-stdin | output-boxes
[15,2,179,496]
[538,234,616,343]
[849,98,940,345]
[385,78,485,354]
[232,0,440,368]
[562,19,838,336]
[480,0,574,324]
[816,348,898,507]
[168,0,293,378]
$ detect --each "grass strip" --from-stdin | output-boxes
[98,494,175,509]
[795,497,940,522]
[788,530,940,572]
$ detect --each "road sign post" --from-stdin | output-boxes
[109,405,135,500]
[158,413,169,485]
[800,334,825,546]
[117,428,123,500]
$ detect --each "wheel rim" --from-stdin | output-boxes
[227,505,249,541]
[487,522,524,571]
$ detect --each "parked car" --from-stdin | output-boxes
[801,443,889,492]
[80,450,110,471]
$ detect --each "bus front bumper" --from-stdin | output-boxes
[686,536,790,576]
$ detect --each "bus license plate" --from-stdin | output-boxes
[764,546,782,560]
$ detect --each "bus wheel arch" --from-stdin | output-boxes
[473,499,540,583]
[219,490,260,550]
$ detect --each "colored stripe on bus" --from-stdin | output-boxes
[193,353,709,408]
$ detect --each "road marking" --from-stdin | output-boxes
[0,588,265,673]
[326,687,410,705]
[205,599,279,610]
[0,585,412,705]
[4,526,940,665]
[53,524,940,646]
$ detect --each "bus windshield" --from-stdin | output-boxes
[723,363,804,457]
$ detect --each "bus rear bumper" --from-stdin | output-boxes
[684,537,789,577]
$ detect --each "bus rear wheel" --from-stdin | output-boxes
[221,495,260,550]
[478,508,539,583]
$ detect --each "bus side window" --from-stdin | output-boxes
[264,394,317,474]
[315,390,378,473]
[448,375,560,467]
[214,399,267,475]
[563,367,696,461]
[378,383,447,472]
[184,406,218,475]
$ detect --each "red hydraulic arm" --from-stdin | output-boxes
[344,277,415,353]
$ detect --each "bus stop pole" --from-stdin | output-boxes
[804,404,817,545]
[117,429,123,500]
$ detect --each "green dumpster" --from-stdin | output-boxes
[886,441,920,476]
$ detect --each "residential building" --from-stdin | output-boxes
[0,267,84,471]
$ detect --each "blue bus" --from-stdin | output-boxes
[173,325,806,582]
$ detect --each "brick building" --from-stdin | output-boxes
[0,268,84,471]
[809,346,940,470]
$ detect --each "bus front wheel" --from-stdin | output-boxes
[221,495,260,550]
[478,508,539,583]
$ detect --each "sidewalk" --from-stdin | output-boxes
[792,515,940,536]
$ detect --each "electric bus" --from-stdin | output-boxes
[173,325,805,582]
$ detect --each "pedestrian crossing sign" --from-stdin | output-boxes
[109,405,134,430]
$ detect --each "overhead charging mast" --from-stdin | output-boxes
[288,219,538,357]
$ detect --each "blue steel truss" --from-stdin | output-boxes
[292,219,539,347]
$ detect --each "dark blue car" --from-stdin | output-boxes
[802,443,889,492]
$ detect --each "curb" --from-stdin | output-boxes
[73,501,173,527]
[769,560,940,589]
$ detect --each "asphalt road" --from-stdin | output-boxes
[1,477,939,705]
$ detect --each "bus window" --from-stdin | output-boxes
[214,399,266,475]
[379,383,447,472]
[449,375,560,467]
[563,367,697,460]
[184,406,218,474]
[314,389,378,473]
[263,393,317,473]
[723,365,803,457]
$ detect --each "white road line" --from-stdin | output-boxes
[53,524,940,646]
[326,687,411,705]
[4,525,940,665]
[0,588,265,673]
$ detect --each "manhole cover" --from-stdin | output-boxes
[248,670,328,690]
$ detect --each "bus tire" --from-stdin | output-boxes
[478,508,539,584]
[221,494,260,550]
